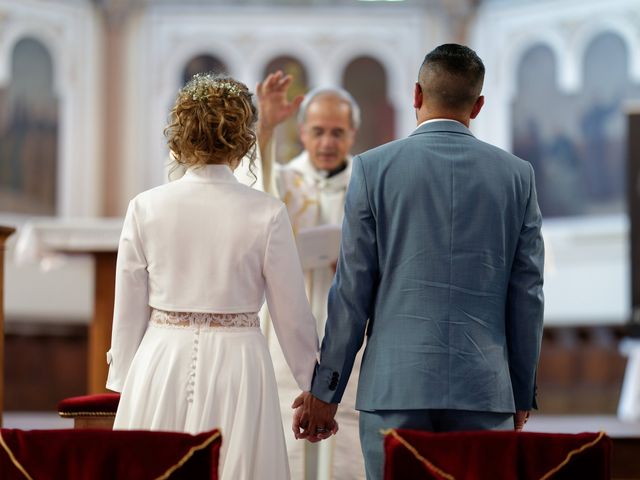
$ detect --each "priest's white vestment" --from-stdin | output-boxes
[270,151,365,480]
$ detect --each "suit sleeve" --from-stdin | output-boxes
[506,163,545,410]
[310,155,378,404]
[264,204,319,391]
[106,200,151,392]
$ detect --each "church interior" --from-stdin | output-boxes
[1,0,640,478]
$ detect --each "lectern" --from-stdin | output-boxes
[0,226,16,426]
[13,219,122,394]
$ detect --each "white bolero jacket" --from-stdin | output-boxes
[106,164,319,392]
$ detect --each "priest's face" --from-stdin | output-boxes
[300,96,356,172]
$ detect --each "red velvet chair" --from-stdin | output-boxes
[57,393,120,429]
[0,428,221,479]
[384,429,611,480]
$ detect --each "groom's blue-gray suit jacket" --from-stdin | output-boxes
[310,120,544,414]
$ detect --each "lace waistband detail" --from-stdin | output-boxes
[150,309,260,329]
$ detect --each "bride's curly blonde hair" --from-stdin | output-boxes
[165,73,257,174]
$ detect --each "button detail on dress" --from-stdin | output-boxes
[187,327,201,404]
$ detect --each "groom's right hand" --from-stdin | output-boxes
[514,410,530,431]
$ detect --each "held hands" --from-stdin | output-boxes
[292,391,339,443]
[255,71,304,133]
[514,410,530,431]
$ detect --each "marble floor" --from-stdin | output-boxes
[3,411,640,438]
[527,414,640,437]
[4,411,73,430]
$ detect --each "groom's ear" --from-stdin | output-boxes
[470,95,485,119]
[413,83,423,109]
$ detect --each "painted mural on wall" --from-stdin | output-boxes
[0,38,58,215]
[512,32,639,218]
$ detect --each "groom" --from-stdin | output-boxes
[294,43,545,479]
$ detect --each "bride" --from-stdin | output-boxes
[106,73,320,479]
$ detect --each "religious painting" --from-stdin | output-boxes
[512,33,640,218]
[0,38,58,215]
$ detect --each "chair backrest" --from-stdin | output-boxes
[0,427,221,480]
[384,429,611,480]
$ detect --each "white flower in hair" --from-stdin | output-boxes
[181,73,242,101]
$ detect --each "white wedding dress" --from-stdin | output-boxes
[107,165,319,480]
[114,310,289,479]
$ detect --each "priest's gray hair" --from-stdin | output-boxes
[297,87,361,130]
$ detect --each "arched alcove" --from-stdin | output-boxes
[0,37,58,214]
[511,44,572,217]
[181,54,228,85]
[511,33,640,218]
[263,55,309,163]
[579,32,640,212]
[341,56,395,154]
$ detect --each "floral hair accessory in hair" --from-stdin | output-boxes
[182,73,242,101]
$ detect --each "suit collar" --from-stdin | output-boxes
[409,119,475,138]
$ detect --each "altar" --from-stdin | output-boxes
[12,219,123,394]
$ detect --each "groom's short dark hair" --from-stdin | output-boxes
[418,44,485,111]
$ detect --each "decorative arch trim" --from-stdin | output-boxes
[502,29,573,102]
[247,41,320,89]
[329,41,407,107]
[0,23,63,97]
[165,40,242,93]
[571,17,640,83]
